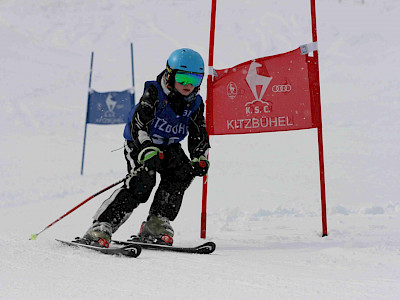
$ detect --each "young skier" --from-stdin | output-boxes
[82,48,210,247]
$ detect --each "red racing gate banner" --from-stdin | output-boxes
[201,0,327,239]
[207,46,319,135]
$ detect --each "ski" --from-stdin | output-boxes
[113,238,216,254]
[56,239,142,258]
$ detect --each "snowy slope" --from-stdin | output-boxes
[1,0,400,299]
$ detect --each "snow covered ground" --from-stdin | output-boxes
[1,0,400,299]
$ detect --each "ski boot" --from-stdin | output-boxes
[137,215,174,246]
[81,221,112,248]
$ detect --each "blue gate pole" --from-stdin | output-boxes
[80,51,94,175]
[130,42,135,107]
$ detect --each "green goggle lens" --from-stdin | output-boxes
[175,71,203,87]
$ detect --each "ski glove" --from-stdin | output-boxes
[138,146,164,170]
[191,155,210,177]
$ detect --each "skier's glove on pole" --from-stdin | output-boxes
[191,155,210,177]
[138,146,164,170]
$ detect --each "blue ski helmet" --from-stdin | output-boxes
[165,48,204,92]
[166,48,204,74]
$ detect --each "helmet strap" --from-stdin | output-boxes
[165,68,176,90]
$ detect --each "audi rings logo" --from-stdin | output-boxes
[272,84,292,93]
[227,82,238,99]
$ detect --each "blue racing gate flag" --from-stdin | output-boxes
[87,89,134,125]
[81,44,136,175]
[81,88,134,175]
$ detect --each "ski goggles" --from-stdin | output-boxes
[175,71,204,87]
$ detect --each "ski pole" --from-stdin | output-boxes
[29,176,127,240]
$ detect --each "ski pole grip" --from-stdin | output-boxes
[138,146,163,164]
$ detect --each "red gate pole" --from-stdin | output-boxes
[201,0,217,239]
[310,0,328,236]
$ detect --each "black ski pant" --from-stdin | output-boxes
[93,141,195,233]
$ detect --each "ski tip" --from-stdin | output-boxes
[196,242,216,254]
[123,245,142,258]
